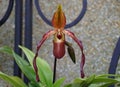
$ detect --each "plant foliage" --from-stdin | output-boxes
[0,46,120,87]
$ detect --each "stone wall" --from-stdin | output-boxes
[0,0,120,87]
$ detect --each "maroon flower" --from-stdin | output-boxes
[33,5,85,82]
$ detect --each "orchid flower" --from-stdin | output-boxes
[33,5,85,82]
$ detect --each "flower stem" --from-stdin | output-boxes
[53,58,57,83]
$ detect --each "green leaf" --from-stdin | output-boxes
[0,46,40,86]
[64,84,72,87]
[64,74,120,87]
[89,84,99,87]
[73,78,84,83]
[0,72,27,87]
[93,77,119,83]
[28,81,40,87]
[89,74,120,87]
[0,46,12,55]
[19,46,53,87]
[65,41,76,63]
[96,74,120,78]
[115,78,120,86]
[93,77,119,87]
[99,82,117,87]
[81,75,95,86]
[12,51,37,82]
[53,77,65,87]
[64,78,86,87]
[65,82,87,87]
[69,75,95,87]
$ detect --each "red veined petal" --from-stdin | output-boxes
[33,30,55,82]
[64,30,85,78]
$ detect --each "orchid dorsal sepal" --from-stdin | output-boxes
[52,4,66,29]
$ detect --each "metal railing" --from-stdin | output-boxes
[0,0,119,87]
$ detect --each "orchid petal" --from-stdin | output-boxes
[64,30,85,78]
[33,30,55,82]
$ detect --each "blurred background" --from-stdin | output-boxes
[0,0,120,86]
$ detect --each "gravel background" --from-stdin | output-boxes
[0,0,120,87]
